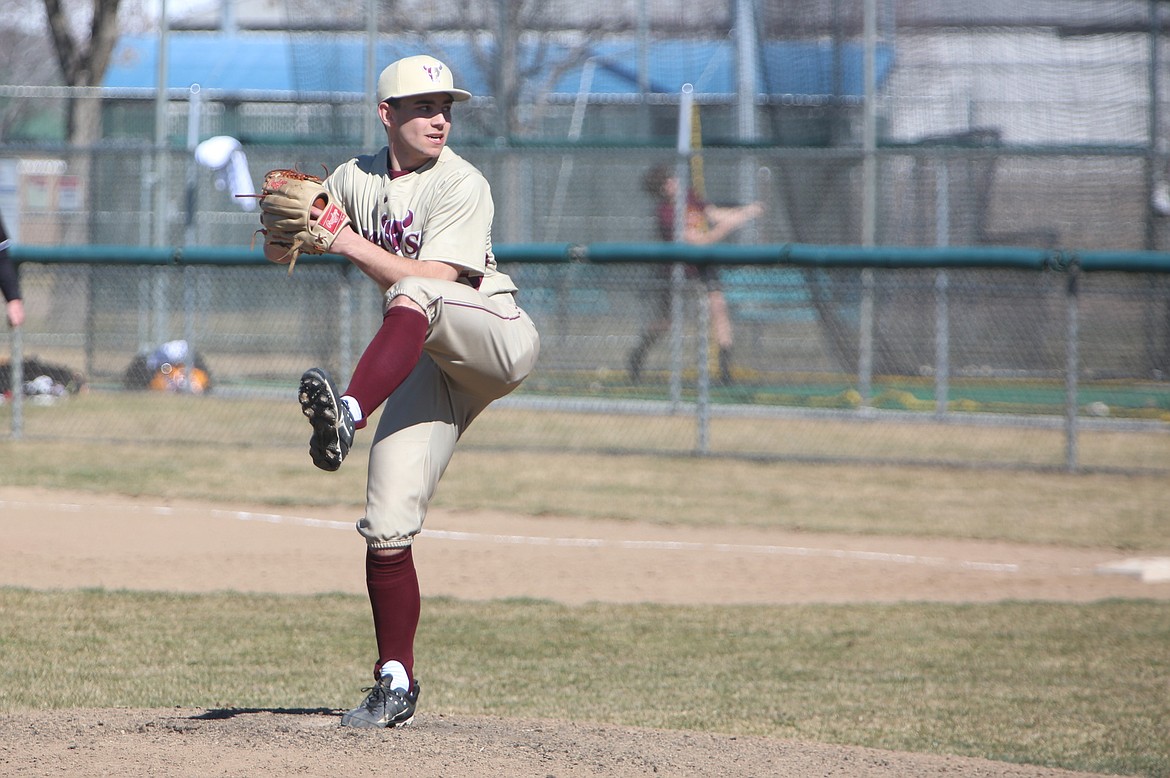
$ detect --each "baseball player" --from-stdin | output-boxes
[0,209,25,328]
[265,55,540,728]
[627,164,762,385]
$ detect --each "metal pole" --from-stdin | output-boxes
[697,281,710,452]
[184,83,201,248]
[935,158,950,416]
[152,0,171,349]
[85,268,96,383]
[637,0,650,137]
[934,270,950,417]
[858,0,878,408]
[669,262,685,412]
[735,0,760,240]
[181,83,201,393]
[152,0,170,250]
[735,0,758,142]
[862,0,877,242]
[10,322,22,439]
[153,267,168,346]
[1145,0,1161,251]
[858,269,874,408]
[546,59,596,241]
[671,84,694,412]
[181,267,196,393]
[1064,268,1081,472]
[137,274,150,352]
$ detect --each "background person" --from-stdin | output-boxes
[627,164,762,385]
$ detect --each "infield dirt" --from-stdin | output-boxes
[2,486,1163,777]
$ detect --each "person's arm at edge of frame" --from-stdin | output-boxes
[0,238,24,328]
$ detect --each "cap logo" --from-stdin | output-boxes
[423,64,444,83]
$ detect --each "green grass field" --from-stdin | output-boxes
[1,591,1167,777]
[2,419,1169,776]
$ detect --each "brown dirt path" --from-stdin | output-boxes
[3,486,1162,777]
[2,487,1165,605]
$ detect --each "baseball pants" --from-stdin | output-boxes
[356,276,539,549]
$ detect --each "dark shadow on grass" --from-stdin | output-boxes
[191,707,339,720]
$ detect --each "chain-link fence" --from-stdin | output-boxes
[3,246,1168,473]
[3,1,1170,472]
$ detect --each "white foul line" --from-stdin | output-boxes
[3,499,1020,574]
[209,508,353,532]
[419,529,1020,572]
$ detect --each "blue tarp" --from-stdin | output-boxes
[103,34,894,98]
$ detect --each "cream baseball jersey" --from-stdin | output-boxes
[325,146,517,297]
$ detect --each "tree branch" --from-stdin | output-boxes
[42,0,80,83]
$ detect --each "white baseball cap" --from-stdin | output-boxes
[377,55,472,103]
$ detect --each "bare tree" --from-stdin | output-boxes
[42,0,123,145]
[402,0,628,140]
[0,38,51,141]
[37,0,155,247]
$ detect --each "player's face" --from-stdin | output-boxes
[384,93,454,171]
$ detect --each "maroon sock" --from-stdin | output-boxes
[344,306,428,426]
[366,547,420,683]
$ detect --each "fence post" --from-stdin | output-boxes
[934,270,950,417]
[859,0,878,411]
[668,262,684,410]
[1064,267,1081,472]
[10,323,22,439]
[182,266,197,393]
[696,277,710,453]
[85,265,97,383]
[934,155,951,417]
[670,83,694,412]
[858,269,875,408]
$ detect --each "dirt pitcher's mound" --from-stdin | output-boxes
[0,708,1119,778]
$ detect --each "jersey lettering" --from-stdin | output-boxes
[380,209,422,257]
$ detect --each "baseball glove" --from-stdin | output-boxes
[253,169,351,274]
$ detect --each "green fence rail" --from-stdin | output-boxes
[12,242,1170,272]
